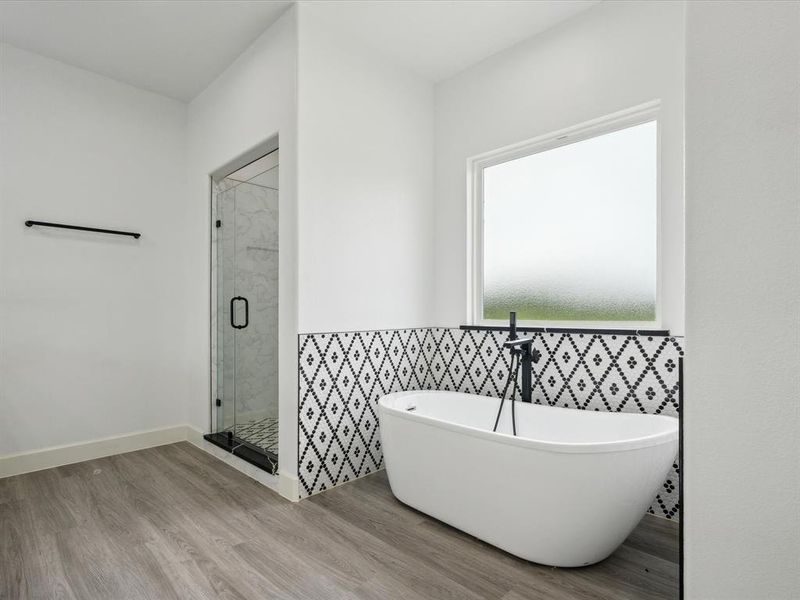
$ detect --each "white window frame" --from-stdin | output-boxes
[466,101,662,329]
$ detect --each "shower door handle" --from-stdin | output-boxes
[230,296,249,329]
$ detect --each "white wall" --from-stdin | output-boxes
[186,7,298,479]
[434,0,685,333]
[186,1,435,485]
[684,2,800,598]
[0,44,190,455]
[297,4,436,334]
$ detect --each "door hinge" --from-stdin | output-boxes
[215,398,222,407]
[215,219,222,228]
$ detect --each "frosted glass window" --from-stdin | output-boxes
[481,121,657,322]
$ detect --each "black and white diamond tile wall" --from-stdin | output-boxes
[424,328,683,520]
[298,327,683,520]
[424,329,682,417]
[298,329,429,498]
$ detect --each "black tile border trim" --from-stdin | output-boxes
[460,324,671,336]
[298,325,672,337]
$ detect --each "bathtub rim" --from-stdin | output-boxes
[378,390,678,455]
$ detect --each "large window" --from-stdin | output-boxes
[469,106,659,326]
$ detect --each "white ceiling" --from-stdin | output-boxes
[0,1,292,101]
[305,1,600,82]
[0,0,599,102]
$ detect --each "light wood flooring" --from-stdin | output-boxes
[0,442,679,599]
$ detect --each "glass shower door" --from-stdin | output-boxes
[211,160,279,474]
[216,186,237,438]
[231,177,279,458]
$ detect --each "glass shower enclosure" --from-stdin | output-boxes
[206,151,279,474]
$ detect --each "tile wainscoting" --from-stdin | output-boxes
[298,329,428,497]
[298,328,683,520]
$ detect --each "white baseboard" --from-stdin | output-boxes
[184,425,205,445]
[278,470,300,501]
[1,424,301,502]
[0,424,195,479]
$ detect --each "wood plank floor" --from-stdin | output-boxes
[0,442,678,600]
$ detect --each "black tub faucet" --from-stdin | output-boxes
[503,312,541,403]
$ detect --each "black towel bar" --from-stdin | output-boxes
[25,220,141,239]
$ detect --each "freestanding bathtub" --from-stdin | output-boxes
[378,390,678,567]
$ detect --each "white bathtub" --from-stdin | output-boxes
[378,390,678,567]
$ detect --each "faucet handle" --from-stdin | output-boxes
[532,348,542,364]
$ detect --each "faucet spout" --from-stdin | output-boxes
[504,336,535,349]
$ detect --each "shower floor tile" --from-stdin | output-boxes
[226,417,279,455]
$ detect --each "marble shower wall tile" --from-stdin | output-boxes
[231,183,279,421]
